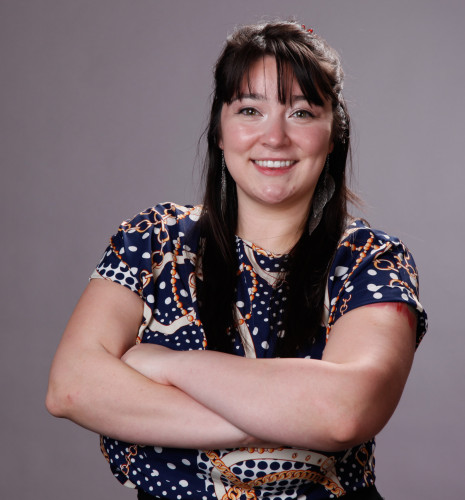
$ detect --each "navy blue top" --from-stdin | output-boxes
[92,202,427,499]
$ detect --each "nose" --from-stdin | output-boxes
[261,114,291,148]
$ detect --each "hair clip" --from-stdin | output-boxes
[301,24,314,33]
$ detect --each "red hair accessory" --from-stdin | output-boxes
[301,24,314,33]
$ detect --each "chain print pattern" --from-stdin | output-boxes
[205,450,345,498]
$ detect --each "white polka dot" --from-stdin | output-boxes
[367,269,377,276]
[142,252,151,258]
[159,281,166,289]
[128,246,138,252]
[373,292,383,299]
[142,232,150,239]
[151,469,159,476]
[261,341,269,349]
[130,267,138,275]
[165,297,172,305]
[167,463,176,469]
[367,283,382,292]
[147,295,155,304]
[236,301,244,307]
[179,480,189,487]
[335,266,348,277]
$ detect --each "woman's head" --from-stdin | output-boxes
[203,20,351,235]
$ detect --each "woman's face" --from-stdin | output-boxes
[219,56,334,216]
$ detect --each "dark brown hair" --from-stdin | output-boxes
[197,21,352,356]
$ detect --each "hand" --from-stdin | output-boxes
[121,343,176,385]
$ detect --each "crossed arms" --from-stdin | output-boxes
[46,278,416,452]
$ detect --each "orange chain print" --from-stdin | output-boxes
[120,444,138,476]
[326,231,381,339]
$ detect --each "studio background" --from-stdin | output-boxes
[1,0,463,498]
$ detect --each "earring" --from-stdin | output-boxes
[308,156,335,235]
[221,151,227,212]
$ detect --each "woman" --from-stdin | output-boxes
[46,21,427,499]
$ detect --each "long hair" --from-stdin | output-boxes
[196,21,353,356]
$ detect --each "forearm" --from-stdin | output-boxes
[166,351,360,451]
[46,344,257,449]
[160,304,415,451]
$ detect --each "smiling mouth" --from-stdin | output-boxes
[253,160,297,168]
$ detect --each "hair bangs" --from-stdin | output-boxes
[219,46,329,109]
[276,55,326,107]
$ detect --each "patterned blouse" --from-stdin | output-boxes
[91,202,427,499]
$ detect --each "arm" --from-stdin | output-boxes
[46,278,263,449]
[122,302,417,451]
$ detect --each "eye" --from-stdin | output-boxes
[291,109,315,119]
[238,107,260,117]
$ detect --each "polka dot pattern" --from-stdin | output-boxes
[95,252,139,293]
[93,205,427,498]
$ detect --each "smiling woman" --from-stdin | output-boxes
[46,20,427,500]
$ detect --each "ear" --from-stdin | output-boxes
[328,141,334,154]
[218,138,224,150]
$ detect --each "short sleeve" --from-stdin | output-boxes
[327,220,427,347]
[90,202,201,313]
[91,207,162,301]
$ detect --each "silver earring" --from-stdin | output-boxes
[221,151,227,211]
[308,156,335,235]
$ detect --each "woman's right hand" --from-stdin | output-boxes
[121,343,176,384]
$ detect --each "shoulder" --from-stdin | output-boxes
[339,218,402,249]
[333,219,414,272]
[118,203,202,235]
[92,203,202,289]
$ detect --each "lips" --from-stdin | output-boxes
[253,160,297,168]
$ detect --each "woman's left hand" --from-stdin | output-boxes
[121,343,177,385]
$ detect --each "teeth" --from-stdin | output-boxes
[255,160,295,168]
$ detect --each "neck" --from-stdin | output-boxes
[236,200,310,255]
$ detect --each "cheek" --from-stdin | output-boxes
[299,127,333,154]
[222,124,258,153]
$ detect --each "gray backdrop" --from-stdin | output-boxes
[1,0,464,498]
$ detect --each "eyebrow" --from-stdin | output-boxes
[231,93,317,105]
[231,93,264,102]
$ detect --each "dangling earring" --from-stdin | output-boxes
[308,155,335,235]
[221,151,227,212]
